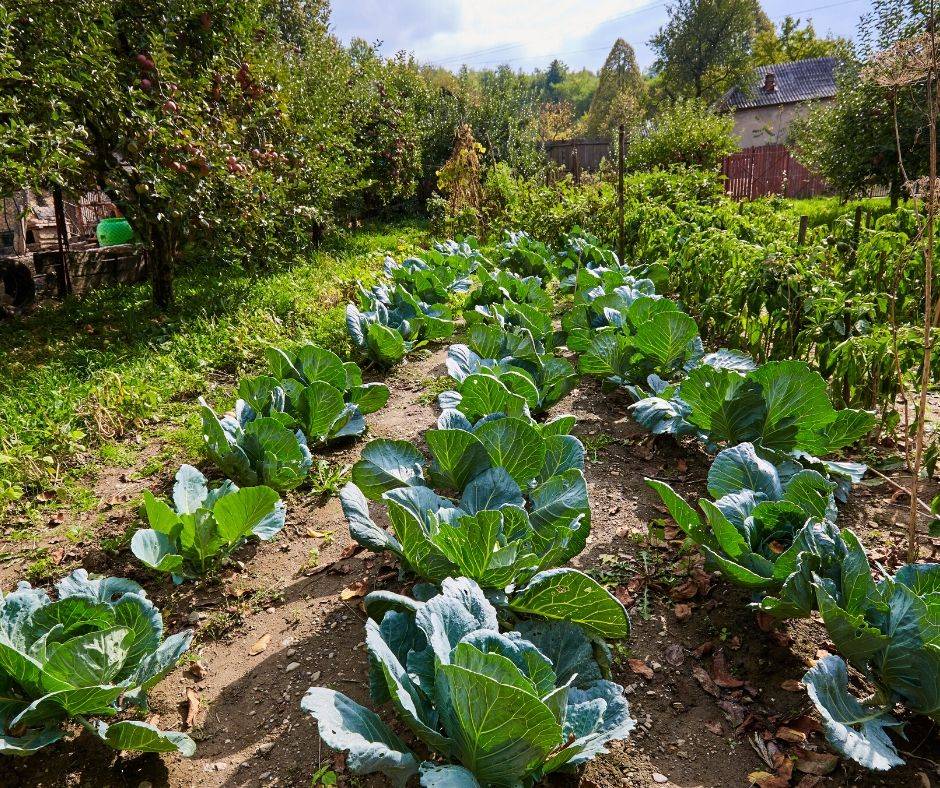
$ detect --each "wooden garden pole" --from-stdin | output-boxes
[618,124,626,264]
[798,215,808,246]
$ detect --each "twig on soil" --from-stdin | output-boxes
[867,467,933,515]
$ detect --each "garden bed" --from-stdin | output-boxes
[0,344,935,788]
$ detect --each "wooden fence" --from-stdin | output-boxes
[544,139,611,176]
[720,144,830,199]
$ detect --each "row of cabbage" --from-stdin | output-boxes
[561,237,939,772]
[300,234,643,786]
[0,340,397,756]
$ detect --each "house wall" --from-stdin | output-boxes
[731,99,832,148]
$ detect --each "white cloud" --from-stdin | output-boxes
[414,0,648,67]
[331,0,650,69]
[330,0,873,72]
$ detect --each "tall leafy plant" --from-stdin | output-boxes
[302,578,635,787]
[340,416,629,638]
[804,562,940,770]
[0,570,194,756]
[132,465,285,582]
[646,443,869,618]
[443,325,577,416]
[631,360,876,454]
[347,285,455,368]
[200,398,312,492]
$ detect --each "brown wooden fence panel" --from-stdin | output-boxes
[721,144,830,199]
[544,139,611,173]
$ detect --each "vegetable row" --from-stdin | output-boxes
[303,233,642,786]
[559,233,938,772]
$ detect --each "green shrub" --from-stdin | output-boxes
[627,99,738,171]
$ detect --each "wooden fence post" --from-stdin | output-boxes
[853,205,863,247]
[52,185,73,296]
[798,215,809,246]
[571,146,581,186]
[617,124,625,264]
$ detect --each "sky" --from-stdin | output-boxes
[329,0,875,73]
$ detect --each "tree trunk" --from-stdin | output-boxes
[147,227,175,311]
[890,171,900,209]
[94,174,177,312]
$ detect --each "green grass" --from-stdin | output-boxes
[0,219,429,511]
[774,195,894,230]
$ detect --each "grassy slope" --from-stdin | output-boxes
[0,219,429,518]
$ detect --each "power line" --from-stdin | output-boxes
[435,42,526,66]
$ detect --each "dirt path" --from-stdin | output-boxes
[0,346,937,788]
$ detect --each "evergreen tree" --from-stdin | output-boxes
[544,59,569,102]
[584,39,646,137]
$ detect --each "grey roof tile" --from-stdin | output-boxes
[722,57,838,109]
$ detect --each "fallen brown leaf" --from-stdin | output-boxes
[340,580,368,601]
[795,777,824,788]
[671,579,700,601]
[614,586,634,607]
[184,687,200,728]
[692,665,720,697]
[793,749,838,775]
[188,661,206,680]
[755,612,776,632]
[776,726,807,744]
[249,633,271,656]
[710,650,744,688]
[674,603,693,622]
[340,543,365,560]
[664,643,685,667]
[786,716,823,736]
[628,659,654,681]
[705,720,723,735]
[747,770,789,788]
[718,699,748,728]
[780,679,803,692]
[693,640,714,658]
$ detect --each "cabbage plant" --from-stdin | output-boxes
[132,465,285,582]
[631,359,876,455]
[347,285,454,368]
[340,417,629,637]
[570,297,706,389]
[237,344,389,443]
[200,398,312,491]
[442,325,577,416]
[646,442,868,618]
[433,236,487,268]
[302,578,635,787]
[553,229,668,293]
[804,562,940,770]
[263,344,390,417]
[563,279,662,335]
[384,254,473,303]
[0,569,194,756]
[500,230,553,277]
[465,297,558,350]
[466,266,551,311]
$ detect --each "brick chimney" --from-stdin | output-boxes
[763,72,777,93]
